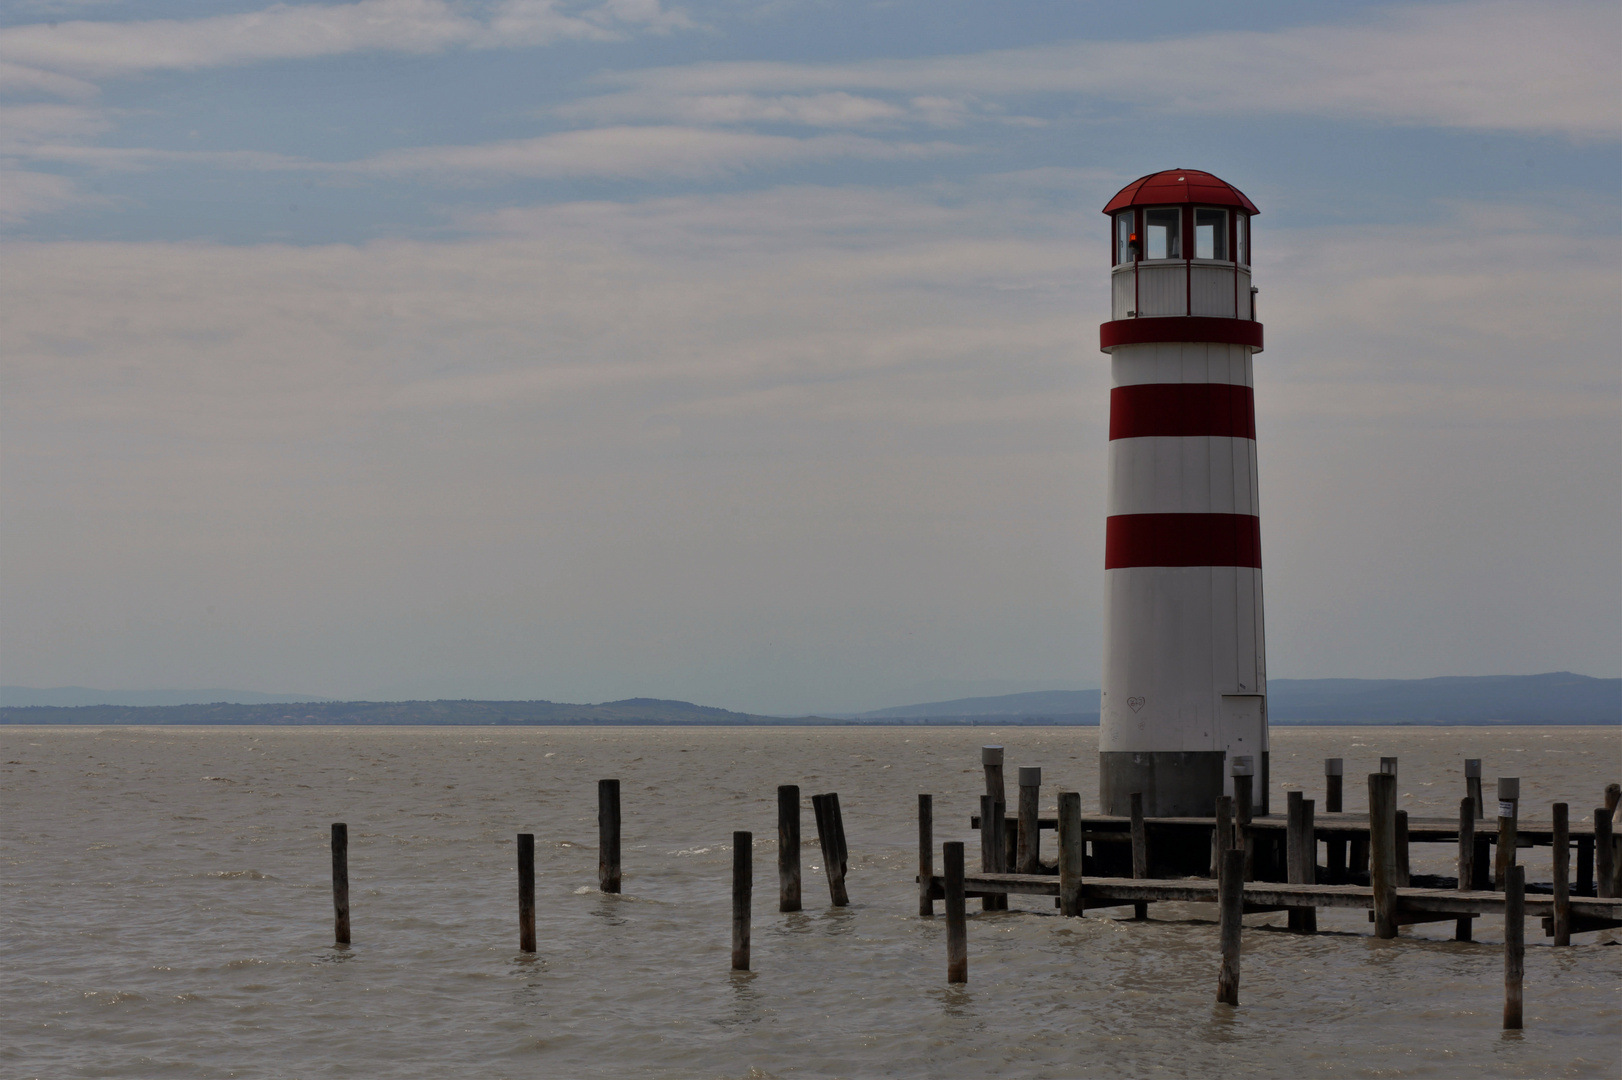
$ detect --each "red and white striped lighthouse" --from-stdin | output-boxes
[1097,170,1269,818]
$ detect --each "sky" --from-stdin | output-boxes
[0,0,1617,714]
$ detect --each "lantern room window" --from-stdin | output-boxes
[1194,208,1227,260]
[1144,208,1180,259]
[1115,211,1135,264]
[1236,213,1248,265]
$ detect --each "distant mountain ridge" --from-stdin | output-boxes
[841,673,1618,725]
[0,686,333,707]
[0,673,1614,725]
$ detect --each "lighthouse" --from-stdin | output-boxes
[1097,170,1269,818]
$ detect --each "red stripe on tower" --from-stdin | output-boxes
[1104,513,1262,569]
[1109,384,1256,440]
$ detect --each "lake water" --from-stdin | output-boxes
[3,724,1618,1078]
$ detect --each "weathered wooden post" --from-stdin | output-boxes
[1465,758,1484,819]
[1232,757,1254,881]
[1368,772,1398,939]
[1503,864,1524,1030]
[1494,778,1519,891]
[1607,784,1622,897]
[331,822,350,946]
[944,841,968,983]
[1455,798,1475,942]
[598,779,621,894]
[918,793,934,917]
[1057,791,1083,917]
[778,784,801,913]
[1551,803,1570,946]
[1216,847,1244,1006]
[518,833,536,953]
[1596,807,1615,899]
[732,831,752,971]
[1395,810,1411,888]
[1575,833,1594,896]
[981,747,1007,911]
[828,792,849,882]
[1324,759,1346,883]
[1017,767,1042,875]
[811,794,849,906]
[1286,791,1317,932]
[1128,791,1149,919]
[1212,794,1234,879]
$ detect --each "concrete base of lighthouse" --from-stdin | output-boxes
[1099,749,1270,819]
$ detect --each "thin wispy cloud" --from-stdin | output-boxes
[0,0,690,82]
[583,2,1618,138]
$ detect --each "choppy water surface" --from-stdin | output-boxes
[3,725,1618,1078]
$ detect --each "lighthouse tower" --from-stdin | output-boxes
[1097,170,1269,818]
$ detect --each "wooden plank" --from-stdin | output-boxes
[331,822,350,946]
[988,813,1596,841]
[732,831,751,971]
[598,778,621,894]
[778,784,801,913]
[944,841,967,983]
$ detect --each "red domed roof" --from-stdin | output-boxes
[1102,170,1258,215]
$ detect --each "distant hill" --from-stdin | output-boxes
[1,674,1613,726]
[0,697,835,726]
[1267,673,1619,725]
[840,673,1618,725]
[0,686,333,707]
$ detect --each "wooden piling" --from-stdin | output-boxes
[518,833,536,952]
[1232,757,1254,881]
[1494,778,1519,891]
[732,831,751,971]
[1395,810,1411,888]
[1552,802,1570,946]
[1057,791,1083,917]
[1325,759,1346,883]
[1286,792,1317,932]
[1216,847,1244,1006]
[1503,864,1524,1030]
[331,822,350,946]
[1456,798,1475,941]
[1465,758,1484,819]
[778,784,801,913]
[944,841,968,983]
[811,794,849,906]
[828,792,849,880]
[917,793,934,918]
[598,779,621,894]
[1576,834,1594,896]
[1129,791,1149,920]
[1596,807,1615,899]
[1017,767,1042,875]
[981,747,1007,911]
[1212,794,1234,877]
[1606,782,1621,814]
[1368,772,1398,939]
[1380,756,1398,778]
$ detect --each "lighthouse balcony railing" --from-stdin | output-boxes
[1112,260,1252,321]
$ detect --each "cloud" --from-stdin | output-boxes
[348,125,961,180]
[0,0,689,82]
[583,1,1619,138]
[0,103,111,150]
